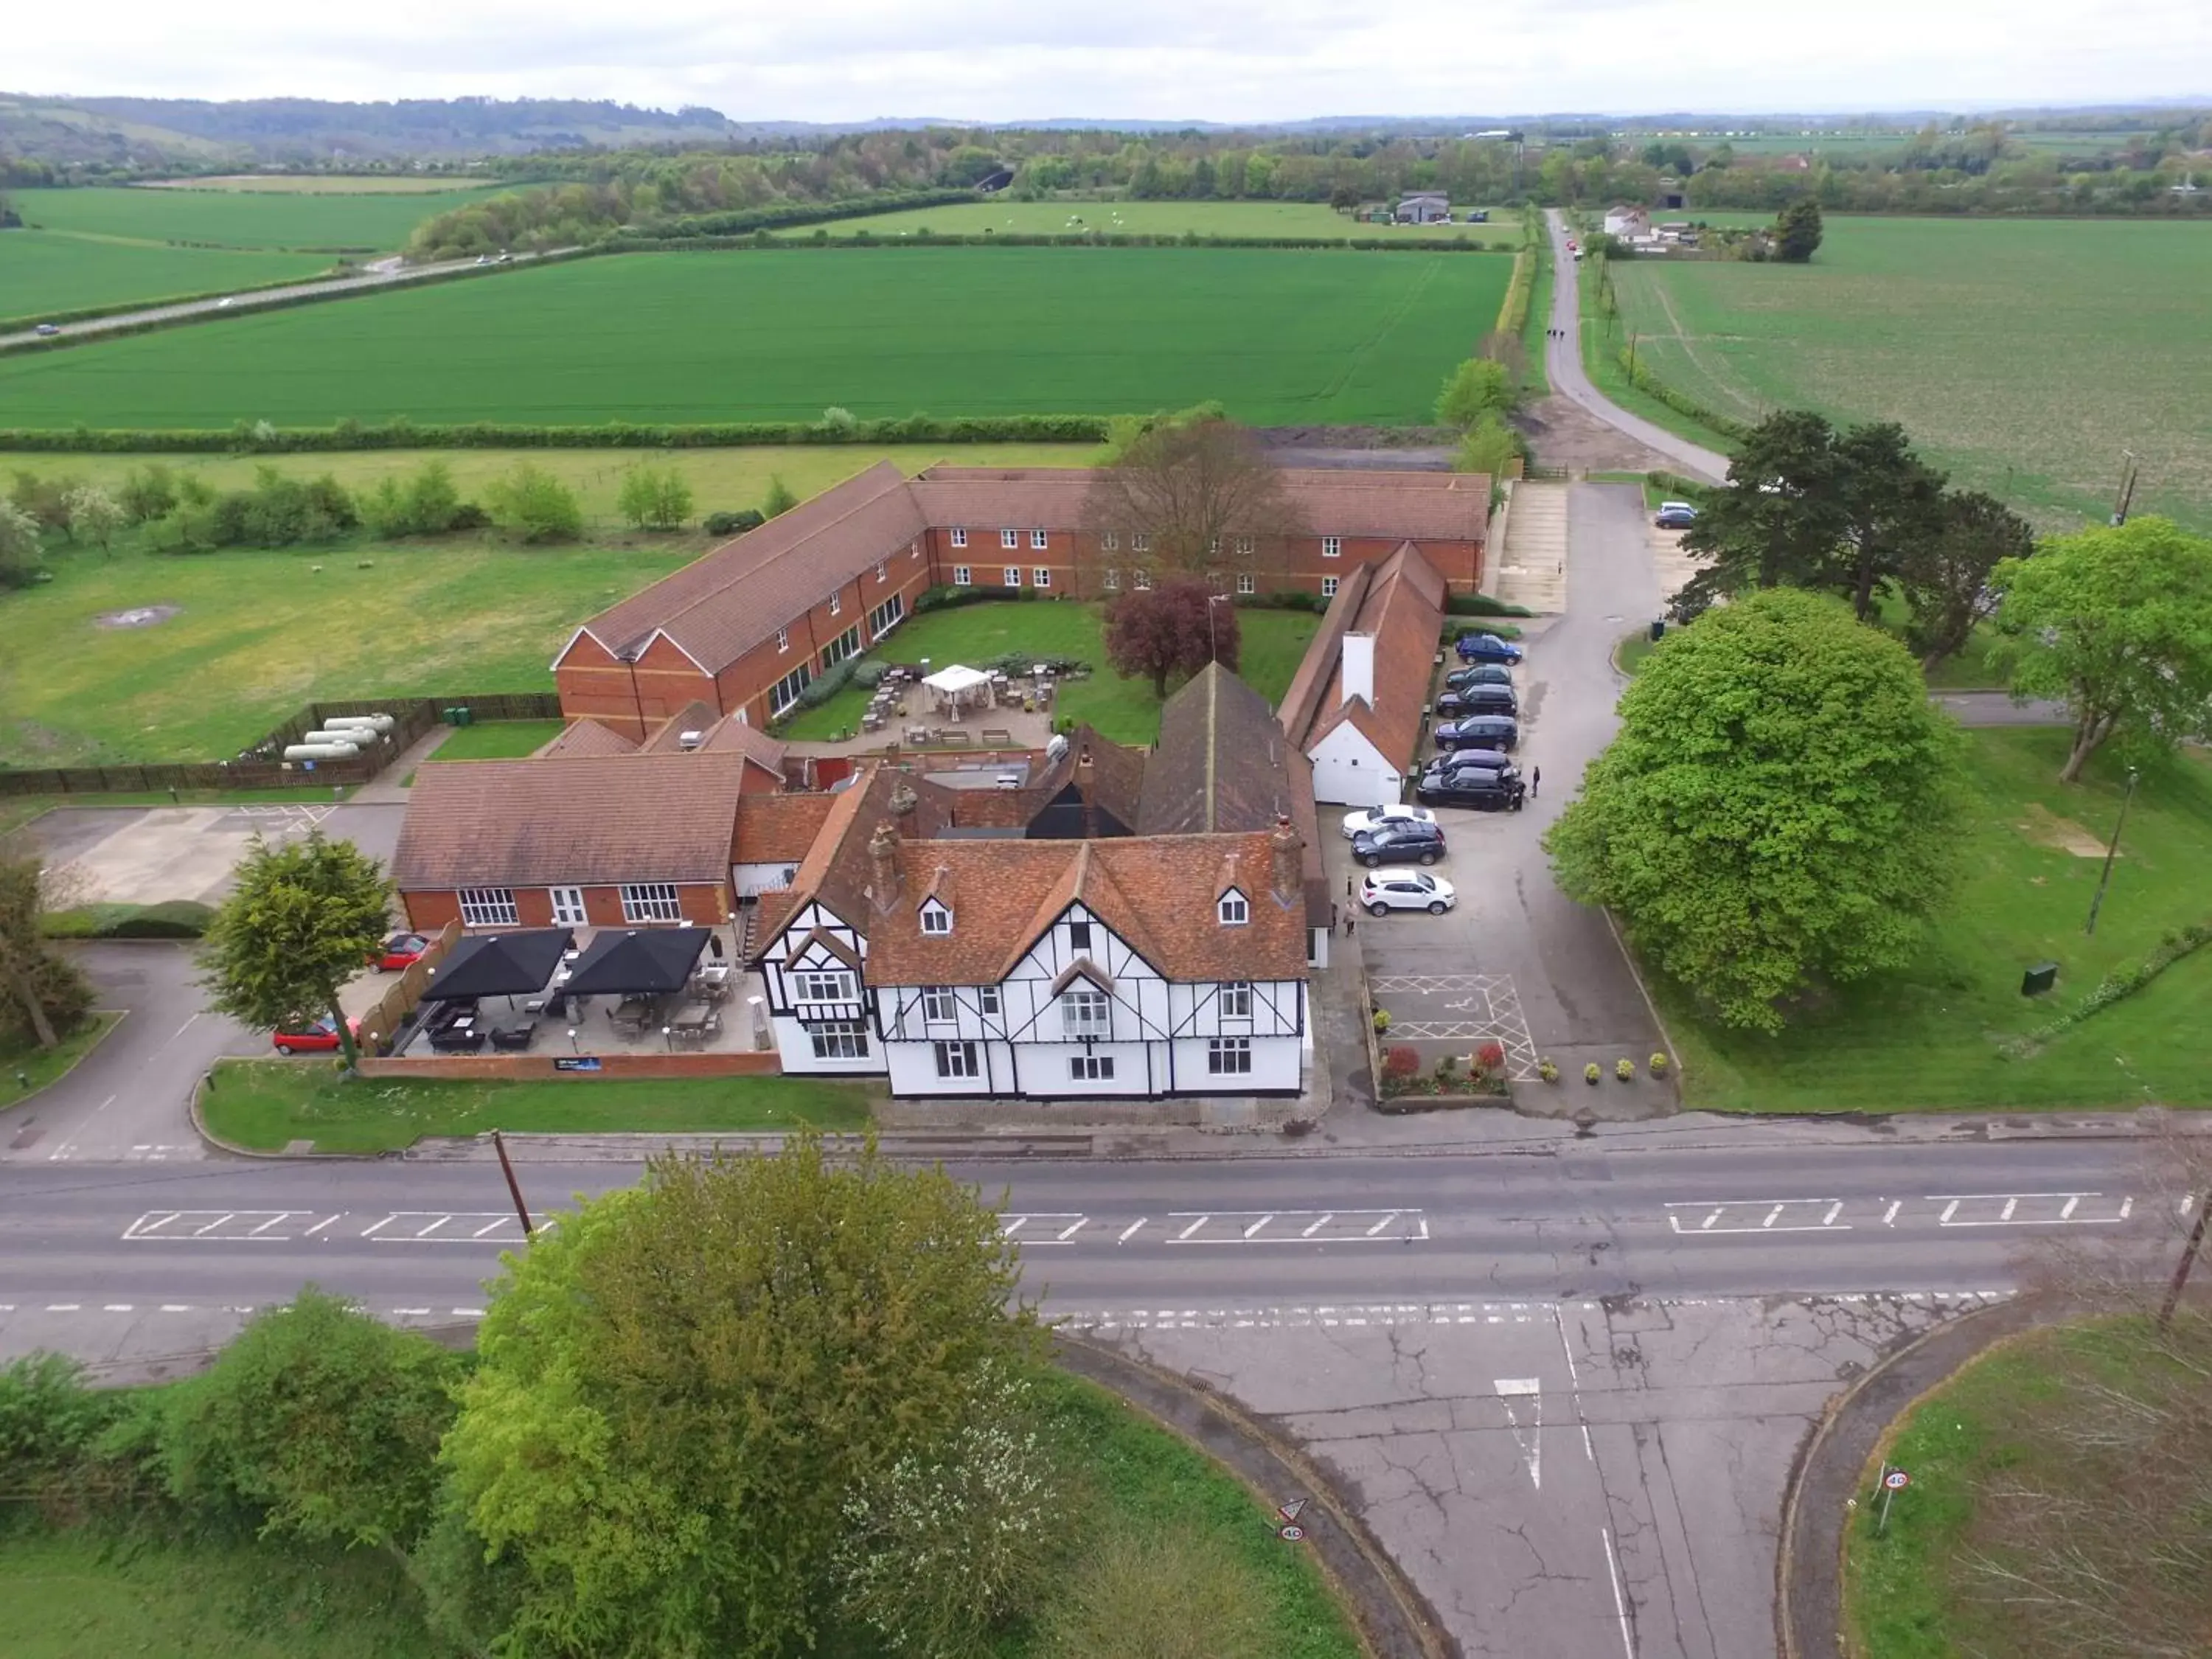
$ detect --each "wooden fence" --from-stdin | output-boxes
[356,919,463,1057]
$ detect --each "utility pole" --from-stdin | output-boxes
[2111,451,2140,526]
[1627,331,1638,376]
[492,1128,535,1237]
[2083,765,2139,936]
[2158,1193,2208,1329]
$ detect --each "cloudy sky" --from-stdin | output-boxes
[13,0,2211,123]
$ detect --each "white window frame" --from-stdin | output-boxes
[809,1019,869,1060]
[1003,566,1021,588]
[775,627,790,653]
[868,593,904,641]
[978,985,1001,1016]
[1070,1054,1116,1082]
[874,561,887,582]
[934,1040,980,1079]
[1032,566,1051,589]
[1031,528,1048,549]
[1237,573,1256,594]
[458,887,517,928]
[791,967,855,1004]
[769,662,812,717]
[950,526,968,548]
[922,986,958,1023]
[1236,535,1254,555]
[619,882,684,923]
[1321,576,1339,599]
[821,625,862,669]
[1102,568,1120,591]
[1132,532,1151,552]
[953,565,972,587]
[827,589,842,616]
[920,903,951,936]
[1322,536,1341,558]
[1060,987,1110,1040]
[1217,891,1248,925]
[548,886,586,926]
[1208,536,1221,554]
[1103,530,1119,552]
[1133,569,1152,591]
[1220,981,1253,1019]
[1068,919,1092,950]
[1208,1037,1253,1075]
[1000,528,1019,549]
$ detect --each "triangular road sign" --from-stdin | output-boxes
[1276,1497,1308,1524]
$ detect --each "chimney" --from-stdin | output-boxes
[867,819,900,912]
[1077,746,1096,839]
[1340,632,1377,708]
[1270,813,1301,906]
[888,781,918,821]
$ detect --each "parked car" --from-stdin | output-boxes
[271,1015,359,1057]
[1455,631,1525,665]
[1444,663,1513,691]
[369,931,430,973]
[1416,768,1526,812]
[1360,868,1457,917]
[1655,501,1700,529]
[1435,714,1520,752]
[1423,749,1517,781]
[1340,802,1438,840]
[33,323,60,336]
[1436,683,1519,719]
[1352,819,1447,868]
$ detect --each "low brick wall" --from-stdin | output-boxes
[357,1051,782,1081]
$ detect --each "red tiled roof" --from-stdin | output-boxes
[394,752,751,891]
[535,719,639,759]
[735,791,838,863]
[641,700,789,776]
[1285,543,1447,772]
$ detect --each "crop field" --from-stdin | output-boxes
[7,184,501,251]
[0,232,330,326]
[787,199,1508,240]
[1601,216,2212,528]
[143,174,497,192]
[0,246,1513,429]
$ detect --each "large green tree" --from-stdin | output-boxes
[1545,588,1965,1032]
[1434,357,1516,431]
[1899,489,2037,672]
[0,852,94,1050]
[198,830,391,1065]
[1992,517,2212,782]
[427,1140,1043,1658]
[1773,196,1824,262]
[1079,417,1302,580]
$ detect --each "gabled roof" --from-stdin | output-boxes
[734,791,837,863]
[640,700,788,778]
[394,752,752,891]
[535,719,639,759]
[1281,542,1448,774]
[1140,663,1295,835]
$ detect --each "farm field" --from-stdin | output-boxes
[7,184,502,251]
[0,232,330,326]
[0,441,1098,532]
[0,246,1515,429]
[144,173,497,192]
[786,198,1507,239]
[1600,216,2212,528]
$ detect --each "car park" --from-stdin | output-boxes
[1423,749,1517,782]
[1443,663,1513,691]
[1351,819,1447,868]
[1360,868,1457,917]
[1416,767,1526,812]
[1655,501,1699,529]
[1434,714,1519,752]
[1454,631,1525,665]
[271,1015,359,1056]
[369,931,431,973]
[1436,683,1518,719]
[1340,802,1438,840]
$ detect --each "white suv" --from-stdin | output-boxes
[1360,869,1457,917]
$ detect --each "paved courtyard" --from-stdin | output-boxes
[29,800,405,906]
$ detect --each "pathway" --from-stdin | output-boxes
[1492,479,1570,613]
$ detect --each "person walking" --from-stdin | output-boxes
[1531,765,1542,799]
[1344,911,1356,939]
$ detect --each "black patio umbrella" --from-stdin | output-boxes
[417,928,575,1001]
[562,928,712,997]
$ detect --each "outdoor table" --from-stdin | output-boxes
[429,1025,486,1053]
[667,1004,720,1048]
[489,1018,537,1051]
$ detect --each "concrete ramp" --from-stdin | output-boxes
[1491,480,1569,613]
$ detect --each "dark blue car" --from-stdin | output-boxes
[1455,631,1525,665]
[1434,714,1519,752]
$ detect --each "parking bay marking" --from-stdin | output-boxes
[1164,1210,1430,1244]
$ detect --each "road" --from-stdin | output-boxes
[0,250,574,350]
[1543,210,1731,484]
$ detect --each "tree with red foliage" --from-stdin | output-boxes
[1103,577,1240,699]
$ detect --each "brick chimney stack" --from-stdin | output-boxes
[1270,813,1301,905]
[1077,747,1096,839]
[868,819,900,911]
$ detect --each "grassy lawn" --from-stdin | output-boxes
[1601,218,2212,531]
[8,184,504,252]
[1518,232,1553,397]
[202,1059,875,1152]
[0,232,331,327]
[1844,1317,2208,1659]
[782,198,1505,242]
[423,718,566,759]
[1658,728,2212,1113]
[0,1012,123,1111]
[778,599,1323,745]
[0,246,1512,429]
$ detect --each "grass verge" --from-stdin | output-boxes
[1655,729,2212,1112]
[422,719,566,761]
[201,1058,876,1152]
[0,1012,123,1112]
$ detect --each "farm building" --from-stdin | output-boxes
[1395,193,1452,223]
[1603,204,1652,237]
[552,460,1489,740]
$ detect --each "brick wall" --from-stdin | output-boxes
[357,1050,783,1080]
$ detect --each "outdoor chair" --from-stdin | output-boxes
[490,1020,537,1052]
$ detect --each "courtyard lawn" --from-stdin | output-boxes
[1601,217,2212,530]
[778,599,1323,744]
[7,184,504,252]
[0,232,331,327]
[0,246,1514,430]
[1658,728,2212,1113]
[783,198,1506,241]
[202,1060,875,1152]
[420,719,566,760]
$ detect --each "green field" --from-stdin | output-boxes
[8,184,501,251]
[1601,217,2212,528]
[147,174,497,193]
[778,599,1323,743]
[1662,728,2212,1113]
[0,246,1514,429]
[785,198,1507,240]
[0,232,331,326]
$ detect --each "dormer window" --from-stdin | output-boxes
[920,900,952,936]
[1217,889,1249,925]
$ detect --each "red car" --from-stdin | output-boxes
[369,932,429,973]
[271,1016,358,1057]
